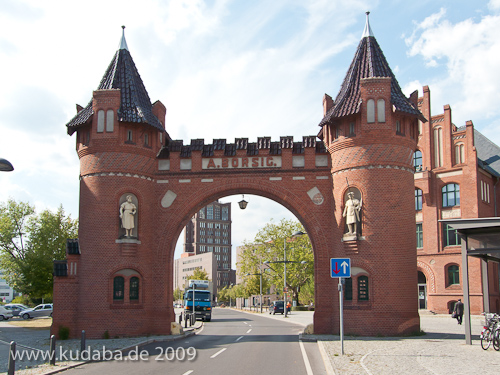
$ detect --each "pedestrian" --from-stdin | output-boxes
[286,301,291,314]
[453,299,464,325]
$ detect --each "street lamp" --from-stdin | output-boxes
[0,158,14,172]
[246,271,263,313]
[229,283,234,307]
[238,195,248,209]
[264,231,307,318]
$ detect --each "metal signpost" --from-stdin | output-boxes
[331,258,351,355]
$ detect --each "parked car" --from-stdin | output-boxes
[20,304,53,320]
[269,300,284,315]
[4,304,30,317]
[0,306,14,320]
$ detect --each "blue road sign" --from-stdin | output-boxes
[330,258,351,278]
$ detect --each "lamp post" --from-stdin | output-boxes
[264,231,307,318]
[229,283,234,308]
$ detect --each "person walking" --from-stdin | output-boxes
[453,299,464,325]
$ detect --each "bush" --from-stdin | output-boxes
[11,295,33,307]
[58,326,70,340]
[292,306,310,311]
[103,330,110,339]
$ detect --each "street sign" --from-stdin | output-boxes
[330,258,351,278]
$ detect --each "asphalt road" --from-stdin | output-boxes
[58,308,327,375]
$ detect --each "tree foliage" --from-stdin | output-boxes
[186,268,210,282]
[0,199,78,300]
[237,219,314,305]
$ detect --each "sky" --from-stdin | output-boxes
[1,0,500,266]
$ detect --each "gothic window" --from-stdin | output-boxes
[113,276,124,300]
[106,110,114,132]
[97,110,105,133]
[442,184,460,207]
[455,143,465,164]
[377,99,385,122]
[415,189,423,211]
[367,99,375,123]
[433,127,443,167]
[413,150,423,171]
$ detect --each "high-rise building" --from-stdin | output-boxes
[183,200,236,290]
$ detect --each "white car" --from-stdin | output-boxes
[0,306,14,321]
[20,304,53,320]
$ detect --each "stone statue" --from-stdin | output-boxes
[343,191,361,236]
[120,195,137,237]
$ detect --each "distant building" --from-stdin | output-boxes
[173,253,217,298]
[415,86,500,314]
[0,271,15,302]
[182,200,236,290]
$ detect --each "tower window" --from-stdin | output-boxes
[144,133,149,147]
[416,223,423,248]
[113,276,124,300]
[413,150,423,171]
[377,99,385,122]
[106,110,114,132]
[367,99,375,123]
[349,122,355,136]
[415,189,423,211]
[127,130,133,142]
[97,110,105,133]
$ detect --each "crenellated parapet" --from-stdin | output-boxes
[156,135,329,173]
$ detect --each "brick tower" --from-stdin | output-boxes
[53,27,170,338]
[318,13,425,335]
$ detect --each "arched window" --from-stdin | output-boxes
[416,223,423,248]
[415,189,423,211]
[444,224,459,246]
[455,143,465,164]
[433,127,443,167]
[130,277,139,300]
[127,130,133,142]
[106,110,114,132]
[367,99,375,123]
[377,99,385,122]
[442,184,460,207]
[358,276,369,301]
[97,110,105,133]
[413,150,423,171]
[113,276,124,300]
[447,265,459,286]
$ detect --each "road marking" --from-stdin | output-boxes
[235,336,244,342]
[182,371,193,375]
[210,348,227,359]
[299,340,314,375]
[244,322,248,325]
[246,329,252,333]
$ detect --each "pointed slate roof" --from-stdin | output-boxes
[67,27,163,135]
[318,13,426,128]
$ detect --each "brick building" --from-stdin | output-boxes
[182,200,236,290]
[415,87,500,314]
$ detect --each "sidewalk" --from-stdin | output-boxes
[242,308,500,374]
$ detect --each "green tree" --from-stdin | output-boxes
[173,287,183,302]
[186,268,210,282]
[0,199,78,300]
[237,219,314,305]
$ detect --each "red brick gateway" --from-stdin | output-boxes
[52,17,423,338]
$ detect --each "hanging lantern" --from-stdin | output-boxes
[238,195,248,209]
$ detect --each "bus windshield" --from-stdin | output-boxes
[184,291,211,302]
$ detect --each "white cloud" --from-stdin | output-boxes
[405,7,500,145]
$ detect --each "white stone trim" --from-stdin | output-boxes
[293,176,305,180]
[201,179,214,183]
[332,165,414,175]
[436,170,463,178]
[269,177,282,181]
[316,176,329,180]
[179,179,191,183]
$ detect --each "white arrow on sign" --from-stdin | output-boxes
[341,261,349,273]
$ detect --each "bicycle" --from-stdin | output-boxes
[481,313,500,350]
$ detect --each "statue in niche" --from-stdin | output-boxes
[120,195,137,237]
[343,191,361,237]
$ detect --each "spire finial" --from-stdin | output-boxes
[119,25,129,51]
[362,11,374,38]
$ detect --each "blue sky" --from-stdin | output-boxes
[1,0,500,263]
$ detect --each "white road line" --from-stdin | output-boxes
[244,322,248,325]
[182,371,193,375]
[235,336,244,342]
[246,329,252,333]
[210,347,227,359]
[299,340,314,375]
